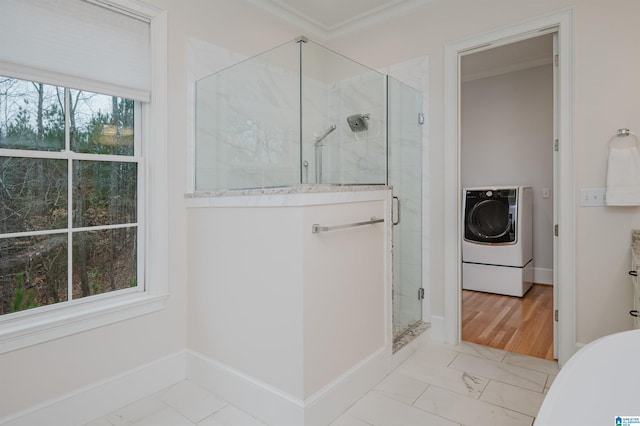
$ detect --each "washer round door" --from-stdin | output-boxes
[465,199,514,243]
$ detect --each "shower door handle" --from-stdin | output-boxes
[393,196,401,226]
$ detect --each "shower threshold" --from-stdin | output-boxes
[392,321,430,353]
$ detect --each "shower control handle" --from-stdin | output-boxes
[393,196,401,226]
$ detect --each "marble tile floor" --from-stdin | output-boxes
[86,339,558,426]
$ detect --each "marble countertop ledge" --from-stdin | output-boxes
[185,184,390,198]
[632,229,640,265]
[632,229,640,249]
[184,184,392,208]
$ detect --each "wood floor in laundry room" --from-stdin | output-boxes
[462,284,555,360]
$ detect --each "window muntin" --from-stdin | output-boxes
[0,76,140,316]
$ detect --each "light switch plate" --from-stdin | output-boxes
[580,188,606,206]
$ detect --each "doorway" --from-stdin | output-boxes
[442,9,576,367]
[459,34,555,359]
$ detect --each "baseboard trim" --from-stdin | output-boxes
[534,267,553,285]
[304,346,389,425]
[186,350,304,425]
[429,315,445,343]
[1,344,391,426]
[186,347,390,426]
[0,351,186,426]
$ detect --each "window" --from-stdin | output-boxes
[0,0,168,353]
[0,77,140,315]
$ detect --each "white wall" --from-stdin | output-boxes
[139,0,640,352]
[0,312,185,419]
[5,0,640,418]
[461,64,554,282]
[327,0,640,344]
[152,0,640,360]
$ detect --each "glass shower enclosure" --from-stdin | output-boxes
[195,37,423,345]
[388,77,423,340]
[195,37,386,190]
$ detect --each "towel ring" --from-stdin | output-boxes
[608,128,639,149]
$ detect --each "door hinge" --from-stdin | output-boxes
[554,54,559,66]
[554,224,559,237]
[418,287,425,300]
[554,309,559,322]
[554,139,559,151]
[418,112,425,125]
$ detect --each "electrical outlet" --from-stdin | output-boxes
[541,188,551,199]
[580,188,606,206]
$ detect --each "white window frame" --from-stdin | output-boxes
[0,0,168,354]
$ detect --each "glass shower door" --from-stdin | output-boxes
[387,76,423,341]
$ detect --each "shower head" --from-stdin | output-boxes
[315,124,336,145]
[346,113,370,132]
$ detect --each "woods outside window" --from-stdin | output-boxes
[0,77,141,315]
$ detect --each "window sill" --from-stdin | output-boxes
[0,291,168,354]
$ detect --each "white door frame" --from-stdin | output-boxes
[442,8,575,366]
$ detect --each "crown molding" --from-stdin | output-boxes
[247,0,438,40]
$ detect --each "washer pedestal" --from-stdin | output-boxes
[462,261,533,297]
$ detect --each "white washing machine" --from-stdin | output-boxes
[462,186,533,297]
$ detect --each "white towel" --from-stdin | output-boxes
[606,145,640,205]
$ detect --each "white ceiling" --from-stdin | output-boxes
[247,0,436,39]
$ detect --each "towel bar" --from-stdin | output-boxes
[312,217,384,234]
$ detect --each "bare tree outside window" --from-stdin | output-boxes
[0,76,138,315]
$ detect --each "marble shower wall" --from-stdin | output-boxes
[321,72,386,184]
